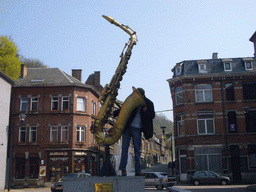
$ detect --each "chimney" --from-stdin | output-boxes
[20,64,27,78]
[249,31,256,58]
[94,71,100,89]
[212,52,218,59]
[72,69,82,82]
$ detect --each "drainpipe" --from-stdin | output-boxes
[220,77,229,174]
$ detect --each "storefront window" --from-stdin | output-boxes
[15,158,25,179]
[29,157,39,179]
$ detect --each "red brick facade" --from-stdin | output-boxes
[10,68,103,184]
[168,56,256,183]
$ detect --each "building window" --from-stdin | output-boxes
[245,110,256,133]
[77,126,85,142]
[61,125,69,142]
[51,97,59,111]
[19,127,26,142]
[197,113,214,134]
[31,97,38,111]
[245,61,253,70]
[228,111,237,133]
[177,115,185,136]
[195,84,213,102]
[179,149,187,173]
[15,158,25,179]
[29,126,37,142]
[62,97,69,111]
[175,87,184,105]
[50,126,58,142]
[248,145,256,168]
[198,64,207,73]
[92,100,96,115]
[224,62,232,71]
[29,157,39,179]
[176,66,181,76]
[243,82,256,100]
[77,97,86,111]
[195,147,221,172]
[225,83,235,101]
[20,98,28,112]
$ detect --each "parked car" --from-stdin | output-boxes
[51,173,91,192]
[191,171,230,186]
[143,172,177,190]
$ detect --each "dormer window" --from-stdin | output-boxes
[198,64,207,73]
[245,61,253,70]
[176,66,181,76]
[224,62,232,71]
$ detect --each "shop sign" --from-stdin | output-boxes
[75,152,87,155]
[39,166,46,176]
[95,183,113,192]
[49,152,68,156]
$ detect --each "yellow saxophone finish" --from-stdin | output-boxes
[91,16,146,146]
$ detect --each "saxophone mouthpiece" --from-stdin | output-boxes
[102,15,120,26]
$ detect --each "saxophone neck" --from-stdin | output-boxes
[102,15,138,42]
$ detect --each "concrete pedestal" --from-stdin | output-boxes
[63,176,145,192]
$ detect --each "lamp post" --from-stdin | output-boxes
[160,126,166,163]
[8,114,26,191]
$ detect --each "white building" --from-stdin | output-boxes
[0,71,14,190]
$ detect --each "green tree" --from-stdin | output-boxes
[19,55,47,68]
[153,113,173,135]
[0,35,21,80]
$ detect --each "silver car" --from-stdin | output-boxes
[191,171,230,185]
[143,172,177,190]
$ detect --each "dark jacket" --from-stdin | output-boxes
[114,96,155,140]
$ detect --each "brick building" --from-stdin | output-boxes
[167,31,256,183]
[10,66,104,185]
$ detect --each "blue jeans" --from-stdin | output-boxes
[119,126,142,172]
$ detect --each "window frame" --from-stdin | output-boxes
[245,61,253,70]
[177,115,185,136]
[76,126,85,142]
[20,98,28,112]
[29,126,37,143]
[91,100,96,115]
[228,111,238,133]
[31,97,38,111]
[176,66,181,76]
[225,83,235,101]
[19,126,26,143]
[243,82,256,101]
[195,84,213,102]
[197,113,215,135]
[77,97,86,112]
[198,64,207,73]
[61,125,69,142]
[62,96,69,111]
[50,126,58,142]
[224,62,232,71]
[175,87,184,105]
[51,96,59,111]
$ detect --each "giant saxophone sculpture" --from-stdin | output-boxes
[91,15,146,146]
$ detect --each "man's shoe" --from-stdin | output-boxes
[135,172,144,176]
[121,170,127,176]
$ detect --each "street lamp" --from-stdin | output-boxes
[8,114,26,191]
[160,126,166,162]
[160,126,166,135]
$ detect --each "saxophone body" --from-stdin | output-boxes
[91,16,146,146]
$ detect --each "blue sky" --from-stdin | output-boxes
[1,0,256,120]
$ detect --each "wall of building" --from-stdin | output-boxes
[0,77,12,190]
